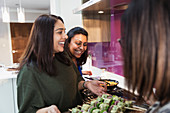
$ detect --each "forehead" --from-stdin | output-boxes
[72,34,87,42]
[54,20,65,30]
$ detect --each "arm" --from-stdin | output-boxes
[78,80,107,96]
[36,105,60,113]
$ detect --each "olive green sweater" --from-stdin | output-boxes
[17,57,83,113]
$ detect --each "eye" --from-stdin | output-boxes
[83,42,88,46]
[76,42,82,46]
[57,31,63,34]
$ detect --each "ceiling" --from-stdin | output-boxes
[0,0,50,11]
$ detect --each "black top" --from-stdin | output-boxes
[17,56,83,113]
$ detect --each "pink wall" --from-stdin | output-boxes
[88,13,124,76]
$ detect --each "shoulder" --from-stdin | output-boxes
[158,102,170,113]
[147,101,170,113]
[17,63,40,85]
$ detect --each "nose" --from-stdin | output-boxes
[62,33,68,39]
[79,44,83,50]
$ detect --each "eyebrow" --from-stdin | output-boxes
[74,39,87,42]
[55,28,66,31]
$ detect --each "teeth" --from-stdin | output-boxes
[59,42,64,44]
[75,51,81,54]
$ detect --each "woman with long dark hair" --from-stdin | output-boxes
[64,27,92,76]
[121,0,170,112]
[17,15,107,113]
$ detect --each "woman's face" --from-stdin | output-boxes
[68,34,88,58]
[53,20,67,53]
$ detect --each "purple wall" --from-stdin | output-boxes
[88,13,124,76]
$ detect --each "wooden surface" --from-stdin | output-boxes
[10,23,33,63]
[83,14,111,42]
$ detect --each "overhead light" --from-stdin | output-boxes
[17,0,25,23]
[17,7,25,23]
[1,0,10,23]
[98,10,104,14]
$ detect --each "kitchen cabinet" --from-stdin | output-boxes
[73,0,130,42]
[0,79,17,113]
[83,14,110,42]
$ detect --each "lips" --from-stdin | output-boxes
[74,50,84,57]
[58,42,65,45]
[58,41,65,48]
[75,50,82,54]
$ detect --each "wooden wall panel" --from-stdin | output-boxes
[83,14,110,42]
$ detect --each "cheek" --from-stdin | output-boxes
[53,38,57,47]
[70,43,78,50]
[69,47,75,54]
[84,46,87,50]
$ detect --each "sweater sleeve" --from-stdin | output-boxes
[77,71,84,83]
[17,66,45,113]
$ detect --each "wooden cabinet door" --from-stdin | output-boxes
[10,23,33,63]
[83,14,111,42]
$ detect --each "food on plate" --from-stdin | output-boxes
[71,94,134,113]
[105,81,118,86]
[81,104,91,111]
[72,107,81,113]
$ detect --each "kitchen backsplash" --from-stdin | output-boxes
[88,13,123,76]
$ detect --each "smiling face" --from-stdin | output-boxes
[68,34,88,58]
[53,20,67,53]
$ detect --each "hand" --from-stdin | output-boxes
[36,105,61,113]
[82,71,92,75]
[85,80,107,96]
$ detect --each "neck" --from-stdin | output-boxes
[72,58,77,67]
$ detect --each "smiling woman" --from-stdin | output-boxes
[64,27,92,76]
[17,14,83,113]
[17,15,107,113]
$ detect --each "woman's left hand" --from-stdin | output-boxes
[82,71,92,75]
[85,80,107,96]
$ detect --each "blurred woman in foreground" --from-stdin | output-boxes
[121,0,170,112]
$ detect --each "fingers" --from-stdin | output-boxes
[82,71,92,75]
[88,71,92,75]
[97,81,107,91]
[96,88,107,96]
[48,105,61,113]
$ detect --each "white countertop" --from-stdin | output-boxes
[0,68,18,80]
[82,66,126,90]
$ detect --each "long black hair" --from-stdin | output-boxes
[121,0,170,106]
[65,27,88,66]
[18,14,71,76]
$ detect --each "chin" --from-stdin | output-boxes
[59,49,64,52]
[75,55,81,58]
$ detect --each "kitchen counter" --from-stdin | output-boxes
[82,66,126,90]
[0,68,18,80]
[0,65,126,89]
[0,68,18,113]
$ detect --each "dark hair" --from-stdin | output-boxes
[18,14,71,76]
[65,27,88,66]
[121,0,170,106]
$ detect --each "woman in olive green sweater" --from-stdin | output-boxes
[17,14,107,113]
